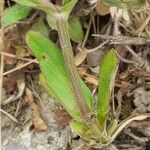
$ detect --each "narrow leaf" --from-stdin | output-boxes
[97,49,119,129]
[2,4,32,27]
[62,0,78,18]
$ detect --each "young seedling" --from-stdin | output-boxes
[26,31,150,146]
[25,31,117,142]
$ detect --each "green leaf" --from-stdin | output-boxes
[26,31,80,121]
[69,17,84,43]
[2,4,32,27]
[46,12,57,29]
[46,15,84,42]
[97,49,119,130]
[26,31,93,122]
[39,74,58,99]
[62,0,78,18]
[15,0,57,14]
[70,120,92,140]
[107,119,118,136]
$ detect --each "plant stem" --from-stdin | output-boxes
[56,13,90,117]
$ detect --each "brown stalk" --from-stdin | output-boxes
[56,13,90,117]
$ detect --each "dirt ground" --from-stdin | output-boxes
[1,1,150,150]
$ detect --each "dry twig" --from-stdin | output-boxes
[82,13,93,47]
[0,108,18,123]
[0,2,4,149]
[92,34,150,45]
[0,52,38,62]
[3,59,37,76]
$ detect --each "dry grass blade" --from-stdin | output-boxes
[110,114,150,144]
[0,3,4,150]
[0,55,4,103]
[3,59,37,76]
[0,52,38,62]
[0,0,4,105]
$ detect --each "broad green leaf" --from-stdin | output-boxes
[97,49,119,130]
[2,4,32,27]
[26,32,80,121]
[26,31,93,122]
[69,17,84,43]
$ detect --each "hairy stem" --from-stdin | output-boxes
[56,13,90,117]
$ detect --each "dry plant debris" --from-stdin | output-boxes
[25,88,47,131]
[1,0,150,149]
